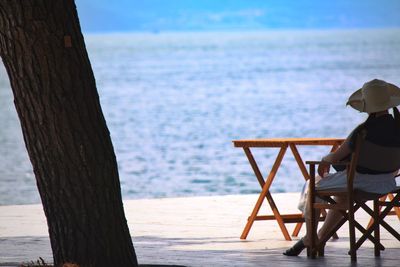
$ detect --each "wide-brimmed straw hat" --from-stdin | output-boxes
[347,79,400,113]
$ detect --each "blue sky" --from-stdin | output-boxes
[75,0,400,32]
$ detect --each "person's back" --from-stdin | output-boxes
[351,113,400,174]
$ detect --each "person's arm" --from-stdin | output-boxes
[318,137,352,177]
[322,138,352,163]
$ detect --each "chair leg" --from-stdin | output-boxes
[353,219,385,251]
[356,198,400,249]
[317,246,325,257]
[373,199,381,257]
[348,209,357,262]
[309,164,317,259]
[309,208,317,258]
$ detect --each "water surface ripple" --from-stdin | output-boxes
[1,29,399,204]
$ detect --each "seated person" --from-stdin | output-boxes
[284,79,400,256]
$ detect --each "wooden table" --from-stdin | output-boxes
[233,138,344,241]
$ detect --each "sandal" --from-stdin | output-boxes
[283,238,306,256]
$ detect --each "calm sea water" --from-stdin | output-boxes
[1,29,400,205]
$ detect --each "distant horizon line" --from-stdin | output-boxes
[82,26,400,35]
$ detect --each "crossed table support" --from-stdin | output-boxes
[233,138,344,241]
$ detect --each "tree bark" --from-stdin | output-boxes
[0,1,138,266]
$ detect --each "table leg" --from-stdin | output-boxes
[290,144,310,180]
[240,146,290,240]
[289,144,310,237]
[331,142,341,152]
[265,190,292,240]
[388,193,400,219]
[243,147,266,187]
[291,222,303,237]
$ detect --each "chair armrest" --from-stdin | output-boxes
[306,160,350,166]
[332,161,351,166]
[306,161,324,165]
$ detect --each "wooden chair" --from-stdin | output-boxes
[306,131,400,262]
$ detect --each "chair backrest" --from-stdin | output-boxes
[347,132,364,191]
[347,130,400,191]
[358,140,400,173]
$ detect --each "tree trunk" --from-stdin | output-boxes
[0,1,138,266]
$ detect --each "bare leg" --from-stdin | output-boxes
[303,195,346,246]
[284,176,347,256]
[317,196,346,240]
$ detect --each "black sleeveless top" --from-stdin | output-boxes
[338,114,400,174]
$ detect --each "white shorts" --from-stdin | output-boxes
[317,170,396,195]
[297,171,396,214]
